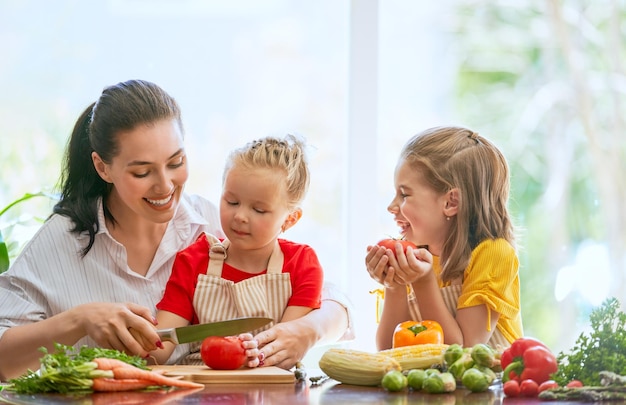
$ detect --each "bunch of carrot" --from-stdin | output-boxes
[90,358,204,391]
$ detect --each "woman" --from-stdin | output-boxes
[0,79,352,380]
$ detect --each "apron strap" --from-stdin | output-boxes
[267,241,284,274]
[205,234,284,276]
[206,233,229,276]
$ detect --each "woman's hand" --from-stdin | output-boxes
[254,321,315,369]
[76,302,160,358]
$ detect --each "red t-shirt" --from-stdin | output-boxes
[157,233,324,324]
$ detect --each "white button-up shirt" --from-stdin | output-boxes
[0,193,222,364]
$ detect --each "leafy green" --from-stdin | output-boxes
[553,297,626,386]
[5,343,148,394]
[0,231,8,274]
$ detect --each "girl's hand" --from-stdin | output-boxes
[393,246,433,284]
[365,245,405,288]
[237,333,261,368]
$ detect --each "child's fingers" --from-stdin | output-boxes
[237,332,254,342]
[366,252,390,284]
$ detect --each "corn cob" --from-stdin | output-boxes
[379,343,449,370]
[318,348,401,386]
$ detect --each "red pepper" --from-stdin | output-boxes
[501,337,558,384]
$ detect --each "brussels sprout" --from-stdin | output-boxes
[461,367,491,393]
[470,343,496,368]
[381,370,408,392]
[422,371,456,394]
[444,343,464,366]
[424,368,441,377]
[448,352,474,381]
[440,372,457,393]
[407,369,426,390]
[473,365,497,384]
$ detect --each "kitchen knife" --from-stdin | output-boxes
[157,316,273,344]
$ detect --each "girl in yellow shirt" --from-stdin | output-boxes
[366,126,523,350]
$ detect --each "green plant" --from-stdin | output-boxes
[0,191,57,273]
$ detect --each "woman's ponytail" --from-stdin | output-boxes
[53,103,106,255]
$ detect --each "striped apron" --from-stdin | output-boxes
[407,278,510,350]
[181,234,291,365]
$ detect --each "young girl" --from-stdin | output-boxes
[150,134,324,365]
[366,126,522,350]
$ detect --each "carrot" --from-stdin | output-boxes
[111,367,204,389]
[92,377,155,392]
[93,357,138,370]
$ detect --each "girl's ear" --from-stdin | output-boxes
[444,188,459,218]
[281,208,303,233]
[92,151,112,183]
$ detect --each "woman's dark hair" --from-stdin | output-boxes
[53,79,183,256]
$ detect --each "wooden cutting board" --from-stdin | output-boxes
[151,365,295,384]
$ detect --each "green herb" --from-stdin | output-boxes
[5,343,148,394]
[553,297,626,386]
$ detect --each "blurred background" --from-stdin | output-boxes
[1,0,625,364]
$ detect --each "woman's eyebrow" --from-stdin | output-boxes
[127,148,184,167]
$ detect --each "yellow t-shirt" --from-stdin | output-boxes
[433,238,523,343]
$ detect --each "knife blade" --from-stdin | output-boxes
[157,316,273,344]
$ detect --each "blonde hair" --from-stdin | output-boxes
[224,134,310,208]
[400,126,515,283]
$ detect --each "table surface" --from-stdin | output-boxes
[1,379,622,405]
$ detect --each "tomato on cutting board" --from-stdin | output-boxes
[201,336,247,370]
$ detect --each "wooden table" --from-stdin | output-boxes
[1,379,620,404]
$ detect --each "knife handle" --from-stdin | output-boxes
[156,328,179,344]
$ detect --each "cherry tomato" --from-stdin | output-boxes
[519,379,539,397]
[201,336,247,370]
[503,380,520,397]
[377,239,417,257]
[566,379,583,388]
[538,380,559,393]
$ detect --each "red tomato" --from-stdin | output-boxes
[566,379,583,388]
[520,379,539,397]
[503,380,520,397]
[201,336,247,370]
[377,239,417,256]
[538,380,559,393]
